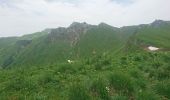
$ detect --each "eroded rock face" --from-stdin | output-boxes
[48,22,92,46]
[68,22,91,46]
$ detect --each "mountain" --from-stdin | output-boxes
[0,20,170,68]
[123,20,170,53]
[0,22,122,67]
[0,20,170,100]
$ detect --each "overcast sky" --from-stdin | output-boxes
[0,0,170,37]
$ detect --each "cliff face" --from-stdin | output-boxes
[48,22,92,46]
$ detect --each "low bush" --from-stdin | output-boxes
[137,91,160,100]
[68,83,90,100]
[109,72,134,96]
[153,80,170,99]
[90,78,110,100]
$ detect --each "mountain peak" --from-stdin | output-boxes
[152,19,164,24]
[69,22,88,28]
[98,22,118,29]
[98,22,109,26]
[151,19,167,27]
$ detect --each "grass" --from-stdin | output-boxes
[0,52,169,99]
[136,91,160,100]
[153,80,170,99]
[90,78,110,100]
[69,83,90,100]
[0,21,170,99]
[109,72,134,96]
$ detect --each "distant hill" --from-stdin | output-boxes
[0,20,170,68]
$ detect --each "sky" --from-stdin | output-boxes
[0,0,170,37]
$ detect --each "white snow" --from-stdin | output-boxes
[148,46,159,51]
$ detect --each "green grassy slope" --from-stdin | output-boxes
[21,31,49,40]
[121,20,170,53]
[0,20,170,68]
[135,23,170,48]
[0,31,49,68]
[0,51,169,100]
[12,35,72,67]
[0,37,18,67]
[0,20,170,100]
[74,23,125,58]
[0,23,128,68]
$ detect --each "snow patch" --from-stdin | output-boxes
[148,46,159,51]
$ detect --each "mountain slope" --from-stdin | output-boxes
[135,20,170,48]
[74,23,124,58]
[0,20,170,68]
[6,22,125,67]
[0,20,170,100]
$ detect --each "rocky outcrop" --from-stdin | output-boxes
[150,20,169,27]
[48,22,92,46]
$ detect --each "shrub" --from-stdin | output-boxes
[6,75,37,92]
[129,69,146,89]
[120,57,128,65]
[68,83,90,100]
[37,72,59,88]
[90,78,110,100]
[109,72,134,95]
[153,81,170,99]
[133,55,142,62]
[156,67,170,80]
[112,95,128,100]
[137,91,160,100]
[57,63,76,74]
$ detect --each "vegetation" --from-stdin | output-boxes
[0,20,170,99]
[0,51,169,100]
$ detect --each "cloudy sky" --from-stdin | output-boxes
[0,0,170,37]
